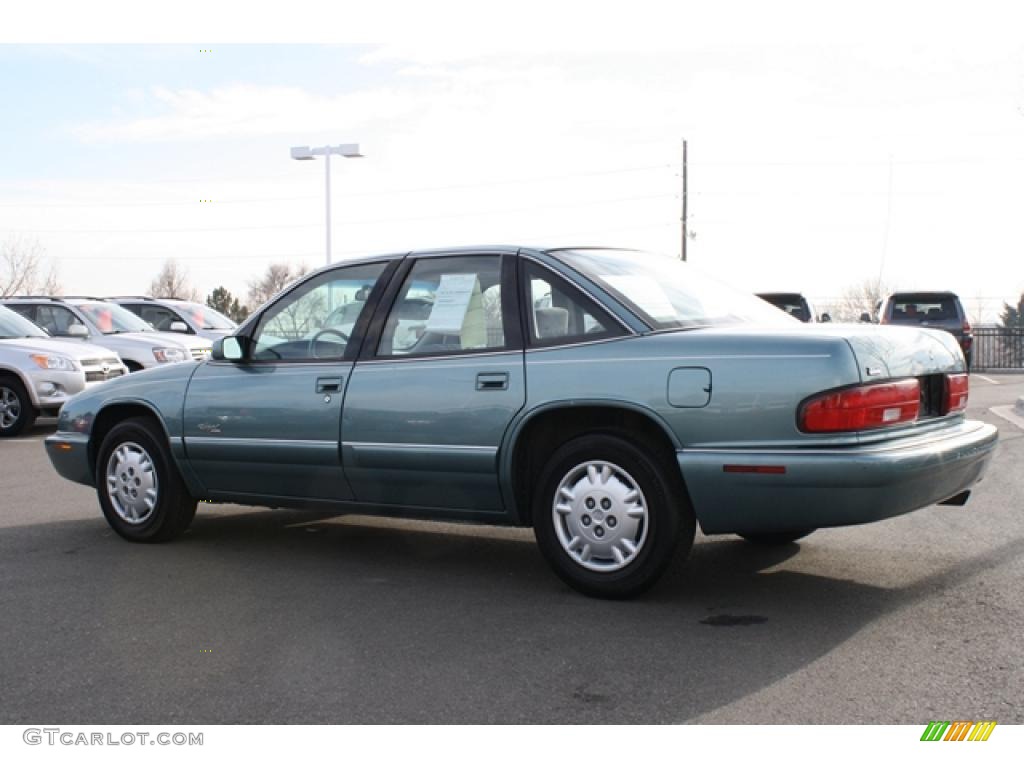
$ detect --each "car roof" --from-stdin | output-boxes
[887,291,961,299]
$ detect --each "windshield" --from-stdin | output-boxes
[0,305,48,339]
[74,302,155,334]
[550,249,798,329]
[175,302,236,330]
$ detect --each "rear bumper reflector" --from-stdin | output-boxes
[723,464,787,474]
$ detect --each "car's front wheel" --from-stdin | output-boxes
[532,434,694,598]
[96,417,196,542]
[0,376,36,438]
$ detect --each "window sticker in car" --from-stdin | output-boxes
[600,274,678,321]
[424,273,483,339]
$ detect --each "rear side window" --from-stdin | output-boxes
[377,255,508,357]
[523,262,623,346]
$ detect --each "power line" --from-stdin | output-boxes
[0,163,673,208]
[0,192,676,234]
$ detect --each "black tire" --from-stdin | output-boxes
[95,417,196,542]
[0,375,37,438]
[123,361,144,373]
[532,433,695,599]
[738,529,815,546]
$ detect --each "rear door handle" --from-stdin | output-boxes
[476,372,509,391]
[316,376,343,393]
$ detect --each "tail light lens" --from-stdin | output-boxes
[943,373,969,413]
[799,379,920,433]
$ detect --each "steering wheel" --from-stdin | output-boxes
[307,328,350,358]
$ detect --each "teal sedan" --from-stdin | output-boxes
[45,247,998,598]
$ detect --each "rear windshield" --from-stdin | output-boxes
[75,302,154,334]
[888,296,959,323]
[757,294,812,322]
[550,249,796,330]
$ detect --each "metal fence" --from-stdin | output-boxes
[973,326,1024,371]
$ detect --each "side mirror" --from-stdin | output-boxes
[819,312,832,323]
[169,320,189,333]
[67,323,89,338]
[859,312,872,323]
[212,336,244,362]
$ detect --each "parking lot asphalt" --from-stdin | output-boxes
[1,374,1022,724]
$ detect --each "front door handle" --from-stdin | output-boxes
[316,376,343,393]
[476,372,509,391]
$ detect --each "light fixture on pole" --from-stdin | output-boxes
[290,143,363,265]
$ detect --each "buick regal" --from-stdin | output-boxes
[45,247,998,597]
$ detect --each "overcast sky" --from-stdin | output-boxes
[2,4,1023,320]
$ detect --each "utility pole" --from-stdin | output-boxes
[681,138,688,261]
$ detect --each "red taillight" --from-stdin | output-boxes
[799,379,920,433]
[944,373,969,413]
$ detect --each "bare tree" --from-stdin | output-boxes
[833,277,893,322]
[247,262,308,308]
[0,236,62,296]
[148,259,199,300]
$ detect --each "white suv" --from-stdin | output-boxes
[1,297,211,371]
[0,305,127,437]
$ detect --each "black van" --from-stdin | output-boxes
[879,291,973,368]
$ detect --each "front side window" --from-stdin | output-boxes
[32,305,85,337]
[136,305,182,331]
[378,255,506,357]
[252,262,387,361]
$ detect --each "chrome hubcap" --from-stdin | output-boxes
[105,442,159,524]
[0,386,21,429]
[552,460,648,572]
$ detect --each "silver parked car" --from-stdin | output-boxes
[0,305,126,437]
[1,297,210,371]
[108,296,238,343]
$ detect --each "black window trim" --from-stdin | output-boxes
[361,251,524,363]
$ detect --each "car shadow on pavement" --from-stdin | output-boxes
[2,506,1022,724]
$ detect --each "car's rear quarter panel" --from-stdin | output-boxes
[511,325,994,535]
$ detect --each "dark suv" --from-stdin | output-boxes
[756,292,823,323]
[879,291,973,368]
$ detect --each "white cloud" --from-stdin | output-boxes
[7,41,1023,317]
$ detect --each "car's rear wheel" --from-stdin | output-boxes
[738,529,815,546]
[532,433,694,599]
[0,376,36,438]
[96,417,196,542]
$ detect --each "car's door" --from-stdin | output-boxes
[341,252,525,514]
[182,259,395,502]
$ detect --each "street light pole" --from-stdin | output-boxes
[290,143,363,266]
[324,150,331,266]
